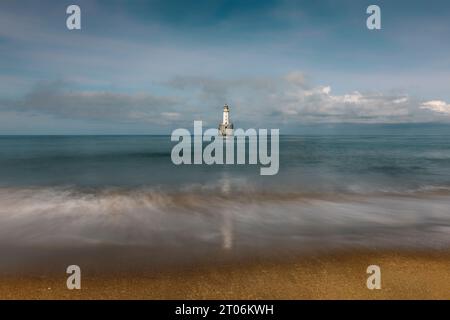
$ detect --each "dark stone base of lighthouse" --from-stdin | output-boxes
[219,123,234,136]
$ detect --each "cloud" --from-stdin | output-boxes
[2,72,450,133]
[169,71,449,124]
[161,112,181,119]
[0,81,180,124]
[421,100,450,115]
[277,83,414,122]
[167,75,277,104]
[283,71,307,87]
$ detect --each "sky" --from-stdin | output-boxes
[1,0,450,134]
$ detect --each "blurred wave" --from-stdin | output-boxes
[0,185,449,251]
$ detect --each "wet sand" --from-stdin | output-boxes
[1,250,449,299]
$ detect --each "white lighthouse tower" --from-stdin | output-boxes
[218,104,234,136]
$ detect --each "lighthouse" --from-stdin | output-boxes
[218,104,234,136]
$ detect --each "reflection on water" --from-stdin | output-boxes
[220,174,233,250]
[221,210,233,250]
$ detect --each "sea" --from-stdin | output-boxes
[0,134,449,272]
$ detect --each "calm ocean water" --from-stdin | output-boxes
[1,134,450,193]
[1,134,450,271]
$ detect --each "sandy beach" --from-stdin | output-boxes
[1,250,449,300]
